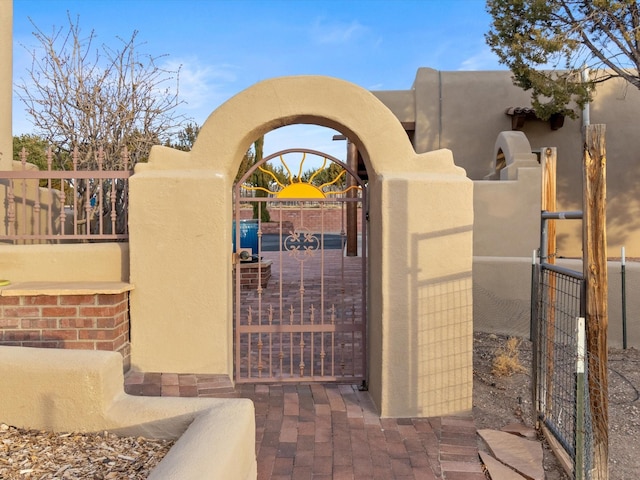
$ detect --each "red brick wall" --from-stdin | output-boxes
[234,261,272,290]
[0,292,130,370]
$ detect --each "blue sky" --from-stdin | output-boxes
[11,0,505,161]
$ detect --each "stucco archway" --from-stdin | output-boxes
[129,76,474,417]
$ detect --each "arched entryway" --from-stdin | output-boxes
[129,75,474,417]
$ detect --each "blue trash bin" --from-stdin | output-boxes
[232,220,259,260]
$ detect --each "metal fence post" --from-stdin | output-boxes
[576,317,586,480]
[531,249,539,426]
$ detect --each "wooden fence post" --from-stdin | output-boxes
[541,147,557,415]
[583,124,609,480]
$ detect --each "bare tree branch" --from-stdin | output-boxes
[16,12,188,170]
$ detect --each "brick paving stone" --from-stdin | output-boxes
[178,385,197,396]
[298,421,315,435]
[314,441,333,457]
[387,441,410,459]
[443,473,487,480]
[373,466,395,479]
[161,373,179,385]
[380,417,399,430]
[177,374,197,386]
[315,426,332,442]
[272,457,294,475]
[384,428,404,443]
[352,456,374,476]
[293,450,313,467]
[313,455,333,475]
[332,464,355,479]
[140,383,161,396]
[390,457,414,476]
[279,427,297,443]
[123,375,485,480]
[405,437,424,452]
[296,434,315,451]
[160,384,180,396]
[412,466,439,480]
[291,465,312,480]
[315,403,331,415]
[409,452,432,468]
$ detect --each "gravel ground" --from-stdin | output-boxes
[473,331,640,480]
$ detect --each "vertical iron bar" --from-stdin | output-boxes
[234,184,241,381]
[531,250,539,426]
[97,148,104,235]
[279,203,284,377]
[257,202,263,378]
[46,147,53,237]
[7,180,15,238]
[73,149,79,236]
[621,246,627,349]
[123,147,130,234]
[110,179,117,234]
[20,149,27,239]
[361,184,368,381]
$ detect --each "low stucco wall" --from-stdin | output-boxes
[0,346,256,480]
[474,256,640,349]
[0,242,129,282]
[473,167,541,258]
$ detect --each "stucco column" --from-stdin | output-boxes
[0,0,13,170]
[370,164,474,418]
[128,163,233,375]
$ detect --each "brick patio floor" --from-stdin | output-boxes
[124,373,486,479]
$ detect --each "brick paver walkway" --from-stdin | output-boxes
[125,374,485,479]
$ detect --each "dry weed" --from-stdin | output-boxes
[492,337,527,377]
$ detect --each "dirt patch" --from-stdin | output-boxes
[473,331,640,479]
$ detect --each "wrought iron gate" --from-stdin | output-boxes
[233,149,367,383]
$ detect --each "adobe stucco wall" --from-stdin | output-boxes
[375,68,640,258]
[0,243,129,282]
[129,75,474,418]
[474,257,640,349]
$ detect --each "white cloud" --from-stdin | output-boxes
[458,46,503,71]
[310,17,368,46]
[163,58,239,122]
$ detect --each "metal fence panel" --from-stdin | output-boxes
[1,147,131,243]
[534,263,594,479]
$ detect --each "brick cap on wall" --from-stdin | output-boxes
[0,281,134,297]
